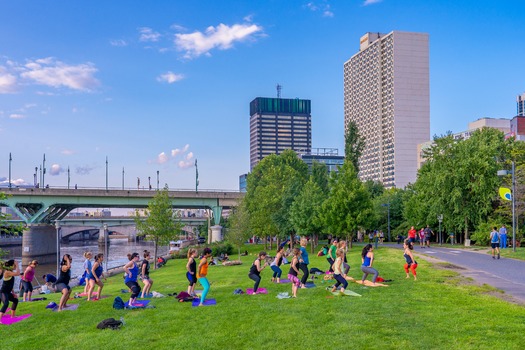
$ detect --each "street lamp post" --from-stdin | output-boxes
[103,223,108,272]
[105,156,108,191]
[122,167,125,190]
[34,167,37,188]
[498,161,517,252]
[42,154,46,188]
[67,166,70,189]
[8,153,12,189]
[156,170,159,190]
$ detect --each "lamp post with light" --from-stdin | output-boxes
[497,161,516,252]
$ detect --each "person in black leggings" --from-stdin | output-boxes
[124,253,141,306]
[299,238,310,288]
[0,260,20,322]
[56,254,72,311]
[248,251,268,294]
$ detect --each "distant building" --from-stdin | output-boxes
[239,173,248,192]
[297,148,345,173]
[344,31,430,189]
[518,93,525,117]
[250,97,311,170]
[510,116,525,141]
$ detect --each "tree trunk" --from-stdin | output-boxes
[154,238,158,270]
[464,216,469,243]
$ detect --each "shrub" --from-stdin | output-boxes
[471,222,502,246]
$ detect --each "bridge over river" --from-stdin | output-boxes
[0,188,243,265]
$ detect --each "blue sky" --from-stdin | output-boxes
[1,0,524,190]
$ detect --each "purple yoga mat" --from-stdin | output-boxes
[125,299,150,308]
[51,304,79,312]
[278,279,291,284]
[246,288,268,295]
[192,298,216,307]
[1,314,31,325]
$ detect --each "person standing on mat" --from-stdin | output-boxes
[140,251,153,298]
[186,248,198,296]
[361,244,379,285]
[0,260,20,322]
[330,249,348,294]
[197,247,212,306]
[338,240,350,277]
[87,253,105,301]
[403,240,417,280]
[287,248,302,298]
[56,254,72,311]
[299,238,310,288]
[82,251,93,294]
[124,252,141,306]
[248,251,268,294]
[21,260,38,302]
[270,246,284,283]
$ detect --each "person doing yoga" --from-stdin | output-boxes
[124,252,141,306]
[197,247,212,306]
[186,248,198,296]
[56,254,72,311]
[330,249,348,294]
[0,260,20,322]
[287,248,302,298]
[140,251,153,298]
[270,246,284,283]
[403,240,418,280]
[87,253,105,301]
[248,251,268,294]
[361,244,379,285]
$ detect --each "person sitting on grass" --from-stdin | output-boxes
[197,248,212,306]
[0,260,20,323]
[248,251,268,294]
[330,249,348,295]
[56,254,72,311]
[403,240,417,281]
[87,253,105,301]
[361,244,379,286]
[124,252,141,306]
[21,260,38,302]
[287,248,302,298]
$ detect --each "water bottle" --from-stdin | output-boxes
[120,317,125,326]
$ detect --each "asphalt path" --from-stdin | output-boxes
[388,244,525,304]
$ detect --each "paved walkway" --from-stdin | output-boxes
[389,245,525,304]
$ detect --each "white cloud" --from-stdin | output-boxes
[174,22,264,59]
[178,160,194,169]
[185,152,194,160]
[306,1,334,17]
[170,24,187,32]
[76,165,94,175]
[20,57,99,91]
[0,68,17,93]
[157,152,168,164]
[138,27,161,42]
[50,164,64,176]
[110,39,128,47]
[157,71,184,84]
[363,0,382,5]
[9,113,25,119]
[182,144,189,152]
[171,148,181,157]
[61,149,75,156]
[0,178,27,186]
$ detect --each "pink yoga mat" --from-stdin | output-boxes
[246,288,268,295]
[77,292,99,297]
[1,314,31,325]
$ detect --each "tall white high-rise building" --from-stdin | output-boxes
[344,31,430,188]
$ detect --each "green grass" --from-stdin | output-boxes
[3,244,525,349]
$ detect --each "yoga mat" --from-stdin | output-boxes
[246,288,268,295]
[125,299,151,308]
[304,283,316,288]
[1,314,32,325]
[21,297,46,302]
[191,298,216,307]
[87,295,110,301]
[355,280,389,287]
[138,293,153,299]
[51,304,79,312]
[277,279,291,284]
[331,290,362,297]
[77,292,98,297]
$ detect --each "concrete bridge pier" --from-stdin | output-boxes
[211,225,223,242]
[98,225,110,253]
[22,224,58,266]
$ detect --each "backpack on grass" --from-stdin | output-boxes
[113,296,125,309]
[97,318,123,330]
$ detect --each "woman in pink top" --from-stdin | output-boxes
[419,228,425,248]
[21,260,38,302]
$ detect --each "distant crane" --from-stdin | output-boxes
[276,84,282,98]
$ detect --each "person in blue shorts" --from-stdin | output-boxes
[490,227,500,260]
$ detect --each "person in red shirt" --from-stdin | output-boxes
[408,226,417,244]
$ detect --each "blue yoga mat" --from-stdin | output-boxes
[192,298,216,307]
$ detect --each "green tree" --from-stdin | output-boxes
[134,185,182,266]
[290,177,326,252]
[311,161,329,193]
[344,120,365,173]
[321,162,373,243]
[226,199,251,259]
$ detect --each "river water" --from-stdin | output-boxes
[2,239,169,286]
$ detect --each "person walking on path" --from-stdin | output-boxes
[499,225,507,249]
[403,240,418,280]
[21,260,38,302]
[197,247,212,306]
[424,225,433,248]
[408,226,417,244]
[490,227,501,260]
[248,251,268,294]
[299,238,310,288]
[361,244,379,285]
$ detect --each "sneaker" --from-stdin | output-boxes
[492,256,495,259]
[497,254,500,259]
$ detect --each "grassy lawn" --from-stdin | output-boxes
[3,244,525,349]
